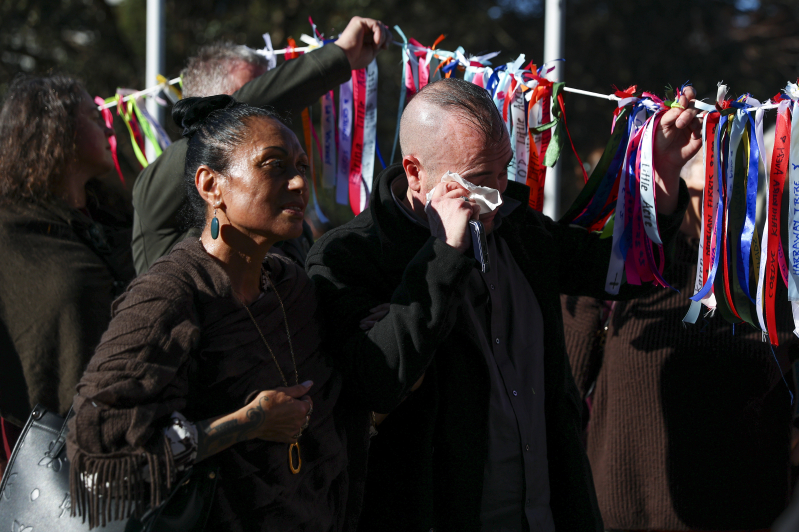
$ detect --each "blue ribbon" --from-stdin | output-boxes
[442,60,460,76]
[618,104,646,260]
[734,104,760,304]
[484,65,507,97]
[375,139,387,170]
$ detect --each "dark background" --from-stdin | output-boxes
[2,0,797,226]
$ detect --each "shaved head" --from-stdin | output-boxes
[399,78,507,185]
[399,99,449,183]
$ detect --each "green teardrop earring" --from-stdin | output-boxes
[211,208,220,240]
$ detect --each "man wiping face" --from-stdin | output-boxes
[399,78,512,232]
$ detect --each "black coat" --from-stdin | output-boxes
[306,164,688,531]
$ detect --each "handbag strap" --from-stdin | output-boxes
[44,406,74,459]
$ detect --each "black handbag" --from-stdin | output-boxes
[0,405,218,531]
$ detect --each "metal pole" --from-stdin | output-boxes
[145,0,166,161]
[543,0,564,219]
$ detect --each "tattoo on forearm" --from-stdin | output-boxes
[195,395,269,461]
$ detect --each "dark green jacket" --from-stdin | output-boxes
[306,164,688,531]
[131,44,351,274]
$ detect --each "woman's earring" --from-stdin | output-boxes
[211,208,220,240]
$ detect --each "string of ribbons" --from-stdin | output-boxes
[93,21,799,344]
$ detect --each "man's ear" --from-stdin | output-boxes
[196,165,224,210]
[403,155,425,193]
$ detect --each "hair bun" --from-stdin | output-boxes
[172,95,239,137]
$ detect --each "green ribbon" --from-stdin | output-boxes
[558,106,630,224]
[116,94,149,168]
[542,82,565,167]
[131,99,163,160]
[600,213,615,239]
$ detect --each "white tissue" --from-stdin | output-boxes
[424,171,503,215]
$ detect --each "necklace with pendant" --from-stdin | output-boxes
[241,269,305,474]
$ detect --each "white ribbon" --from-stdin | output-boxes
[257,33,277,70]
[361,59,379,206]
[788,98,799,336]
[320,91,336,189]
[606,105,647,294]
[787,101,799,291]
[685,111,713,323]
[510,85,529,184]
[336,79,353,206]
[638,111,663,246]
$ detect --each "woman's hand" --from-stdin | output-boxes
[195,381,313,461]
[246,384,314,443]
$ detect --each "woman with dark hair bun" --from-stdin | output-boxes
[0,75,135,465]
[67,95,354,531]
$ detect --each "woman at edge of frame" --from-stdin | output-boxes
[0,74,135,474]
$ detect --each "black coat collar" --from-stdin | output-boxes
[369,164,531,275]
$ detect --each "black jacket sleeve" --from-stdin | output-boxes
[307,233,474,413]
[233,43,351,114]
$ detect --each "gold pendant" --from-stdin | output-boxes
[289,442,301,474]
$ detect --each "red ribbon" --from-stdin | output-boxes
[94,96,125,185]
[285,37,300,60]
[766,106,791,345]
[701,115,720,287]
[556,91,589,183]
[502,78,516,123]
[348,69,367,215]
[535,85,552,209]
[117,98,146,167]
[612,85,638,99]
[526,93,541,210]
[525,85,550,211]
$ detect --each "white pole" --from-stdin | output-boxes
[543,0,564,219]
[145,0,166,162]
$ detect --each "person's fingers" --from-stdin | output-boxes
[676,107,699,129]
[300,395,313,414]
[658,106,681,130]
[359,18,390,48]
[429,181,468,201]
[361,303,391,324]
[680,85,697,104]
[380,23,392,49]
[281,381,314,398]
[369,303,391,314]
[428,180,450,201]
[674,86,699,129]
[688,116,702,139]
[366,19,383,47]
[470,202,481,220]
[441,183,471,199]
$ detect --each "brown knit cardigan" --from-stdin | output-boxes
[66,239,349,531]
[561,233,795,531]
